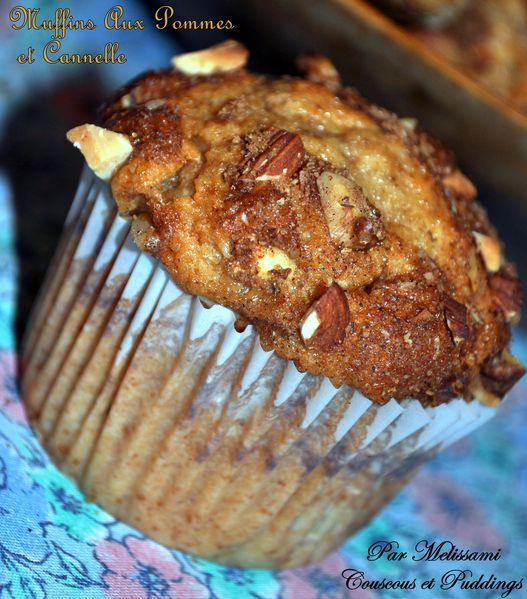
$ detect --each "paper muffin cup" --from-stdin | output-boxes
[21,168,497,569]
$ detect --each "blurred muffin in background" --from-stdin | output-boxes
[373,0,527,113]
[411,0,527,112]
[370,0,471,25]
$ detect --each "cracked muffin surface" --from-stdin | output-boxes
[69,41,524,405]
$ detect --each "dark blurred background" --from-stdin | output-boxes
[1,0,525,345]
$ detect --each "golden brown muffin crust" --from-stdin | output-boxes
[93,44,523,405]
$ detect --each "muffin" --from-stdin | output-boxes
[21,40,524,568]
[370,0,471,26]
[411,0,527,112]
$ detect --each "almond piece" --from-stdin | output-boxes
[400,117,417,131]
[300,283,350,350]
[296,54,341,89]
[131,216,160,252]
[316,171,383,250]
[471,379,501,407]
[67,124,133,180]
[432,383,457,405]
[257,247,296,277]
[489,275,523,324]
[171,40,248,75]
[443,170,477,200]
[413,308,434,322]
[443,296,469,345]
[234,315,249,332]
[121,93,134,108]
[481,350,525,398]
[473,231,501,272]
[246,130,305,182]
[199,296,215,309]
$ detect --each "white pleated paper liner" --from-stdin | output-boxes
[21,168,497,568]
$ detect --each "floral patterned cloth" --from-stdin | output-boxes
[1,2,526,597]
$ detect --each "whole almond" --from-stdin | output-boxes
[444,296,469,345]
[316,171,383,249]
[300,283,350,350]
[247,130,305,182]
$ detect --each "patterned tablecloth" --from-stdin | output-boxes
[1,1,526,597]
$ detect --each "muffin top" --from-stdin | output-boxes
[67,40,524,405]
